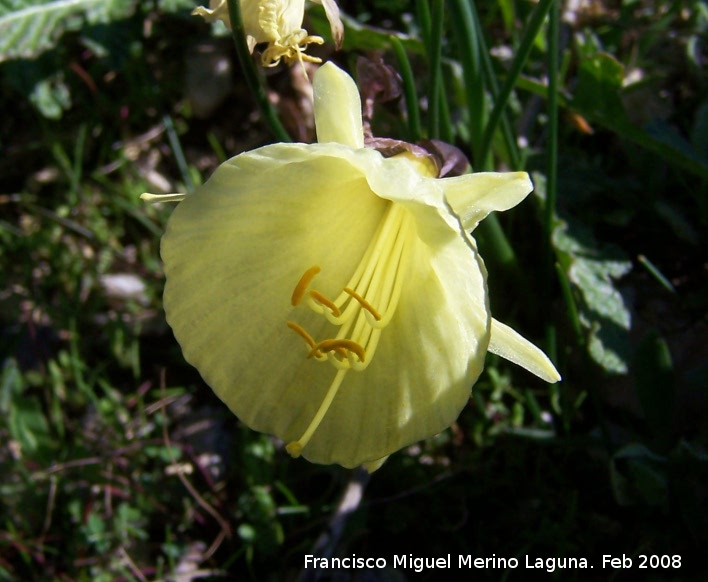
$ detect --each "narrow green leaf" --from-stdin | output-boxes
[470,5,520,168]
[479,0,556,167]
[637,254,676,293]
[554,262,584,344]
[427,0,444,139]
[447,0,484,163]
[544,0,560,360]
[390,35,422,141]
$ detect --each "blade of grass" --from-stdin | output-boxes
[72,123,87,202]
[415,0,431,48]
[469,5,520,168]
[447,0,484,163]
[637,254,676,294]
[554,262,583,345]
[390,35,422,142]
[479,0,556,166]
[427,0,445,139]
[226,0,291,143]
[447,0,519,279]
[437,71,454,144]
[163,114,195,195]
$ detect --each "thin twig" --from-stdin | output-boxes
[118,547,149,582]
[298,468,371,582]
[159,370,232,541]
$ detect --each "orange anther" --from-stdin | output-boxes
[343,287,382,320]
[309,290,341,317]
[287,321,321,356]
[291,266,321,306]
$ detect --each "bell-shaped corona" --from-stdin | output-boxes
[143,63,560,470]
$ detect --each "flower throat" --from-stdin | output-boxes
[285,202,412,456]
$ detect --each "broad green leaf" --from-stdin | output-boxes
[29,72,71,118]
[570,52,708,180]
[553,218,632,374]
[0,0,137,63]
[157,0,195,11]
[610,443,668,507]
[518,52,708,180]
[572,51,627,126]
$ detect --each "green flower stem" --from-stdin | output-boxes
[390,35,422,142]
[427,0,445,139]
[226,0,291,142]
[479,0,556,166]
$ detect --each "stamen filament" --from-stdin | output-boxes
[285,202,415,453]
[309,290,341,317]
[329,203,400,308]
[291,266,321,306]
[367,214,411,328]
[309,339,366,363]
[286,368,348,457]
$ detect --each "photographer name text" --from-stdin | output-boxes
[304,554,682,573]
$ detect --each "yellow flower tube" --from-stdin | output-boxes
[145,63,560,470]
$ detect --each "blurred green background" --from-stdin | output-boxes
[1,0,706,579]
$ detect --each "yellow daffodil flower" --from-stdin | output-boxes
[193,0,343,68]
[143,63,560,471]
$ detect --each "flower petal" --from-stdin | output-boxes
[288,153,491,467]
[299,221,490,467]
[161,145,390,462]
[488,318,561,383]
[241,0,265,40]
[192,0,231,28]
[257,0,306,42]
[442,171,533,231]
[312,0,344,48]
[363,456,388,473]
[314,62,364,149]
